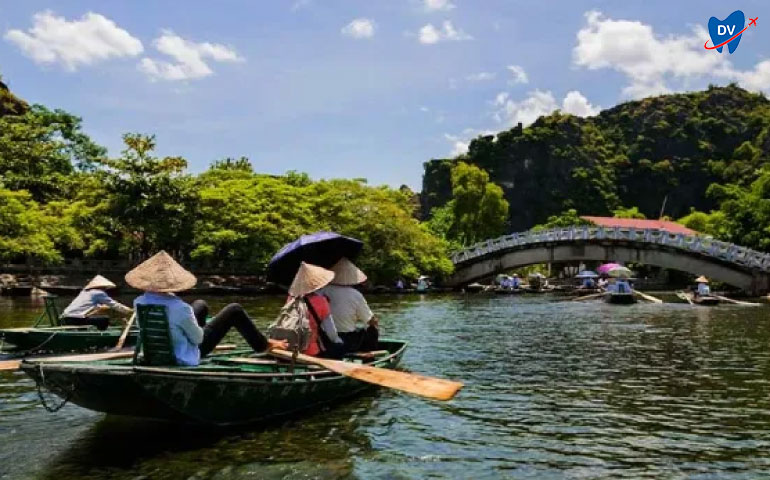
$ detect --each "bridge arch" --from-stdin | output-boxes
[448,226,770,294]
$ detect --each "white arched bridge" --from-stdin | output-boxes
[448,226,770,294]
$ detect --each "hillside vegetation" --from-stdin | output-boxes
[423,85,770,240]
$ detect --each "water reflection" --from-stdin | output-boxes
[2,294,770,478]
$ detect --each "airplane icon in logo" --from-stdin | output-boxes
[749,17,758,27]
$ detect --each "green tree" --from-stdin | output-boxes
[0,188,81,263]
[532,209,594,230]
[448,162,508,245]
[612,206,646,219]
[0,106,105,201]
[96,134,198,258]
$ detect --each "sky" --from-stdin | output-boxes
[1,0,769,189]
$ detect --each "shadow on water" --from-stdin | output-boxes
[32,395,380,480]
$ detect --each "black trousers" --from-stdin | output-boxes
[191,300,268,357]
[60,316,110,331]
[339,326,379,352]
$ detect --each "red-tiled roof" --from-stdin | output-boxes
[580,216,697,235]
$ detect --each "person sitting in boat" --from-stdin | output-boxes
[511,274,521,289]
[285,262,345,358]
[395,279,405,291]
[615,278,631,294]
[322,258,379,353]
[582,277,596,289]
[60,275,132,330]
[127,251,288,366]
[694,276,710,297]
[416,275,430,292]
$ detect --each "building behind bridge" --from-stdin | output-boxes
[580,217,696,236]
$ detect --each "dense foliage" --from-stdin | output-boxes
[426,162,509,248]
[0,81,452,282]
[423,84,770,232]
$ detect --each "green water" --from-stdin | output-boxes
[2,293,770,479]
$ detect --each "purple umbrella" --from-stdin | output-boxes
[597,263,621,274]
[267,231,363,285]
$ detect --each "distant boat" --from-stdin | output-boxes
[1,284,34,297]
[605,292,636,304]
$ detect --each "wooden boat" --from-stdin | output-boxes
[694,295,720,306]
[572,288,602,296]
[1,284,34,296]
[0,295,137,353]
[38,285,82,296]
[21,339,408,426]
[680,292,720,306]
[465,283,486,293]
[0,326,137,353]
[495,287,523,295]
[604,292,637,304]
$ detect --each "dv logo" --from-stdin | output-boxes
[704,10,758,53]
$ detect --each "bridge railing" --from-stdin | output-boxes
[451,226,770,273]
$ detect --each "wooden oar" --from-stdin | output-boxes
[269,349,463,401]
[633,290,663,304]
[111,312,136,351]
[0,344,237,372]
[677,291,694,305]
[571,292,604,302]
[715,295,761,306]
[0,350,134,371]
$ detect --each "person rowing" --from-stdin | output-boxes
[60,275,132,330]
[127,251,287,366]
[693,276,711,298]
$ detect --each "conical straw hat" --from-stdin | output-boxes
[695,276,709,283]
[84,275,116,290]
[125,251,197,293]
[330,257,367,286]
[288,262,335,297]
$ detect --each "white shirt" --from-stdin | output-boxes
[134,292,203,366]
[697,283,710,295]
[321,285,374,333]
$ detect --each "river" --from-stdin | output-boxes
[2,293,770,479]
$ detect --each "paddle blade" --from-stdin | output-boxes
[341,362,463,401]
[0,360,21,371]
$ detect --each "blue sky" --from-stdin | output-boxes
[1,1,769,189]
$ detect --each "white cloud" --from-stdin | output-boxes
[493,89,599,126]
[445,134,469,156]
[139,30,243,81]
[4,10,142,70]
[506,64,528,85]
[573,11,740,98]
[444,128,496,156]
[466,71,496,82]
[561,90,600,117]
[728,60,770,92]
[493,89,557,126]
[341,18,375,39]
[418,21,472,44]
[424,0,455,12]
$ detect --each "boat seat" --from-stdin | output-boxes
[34,295,61,327]
[134,304,176,366]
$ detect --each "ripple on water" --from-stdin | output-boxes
[3,294,770,478]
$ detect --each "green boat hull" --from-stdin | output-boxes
[21,339,407,426]
[0,327,137,353]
